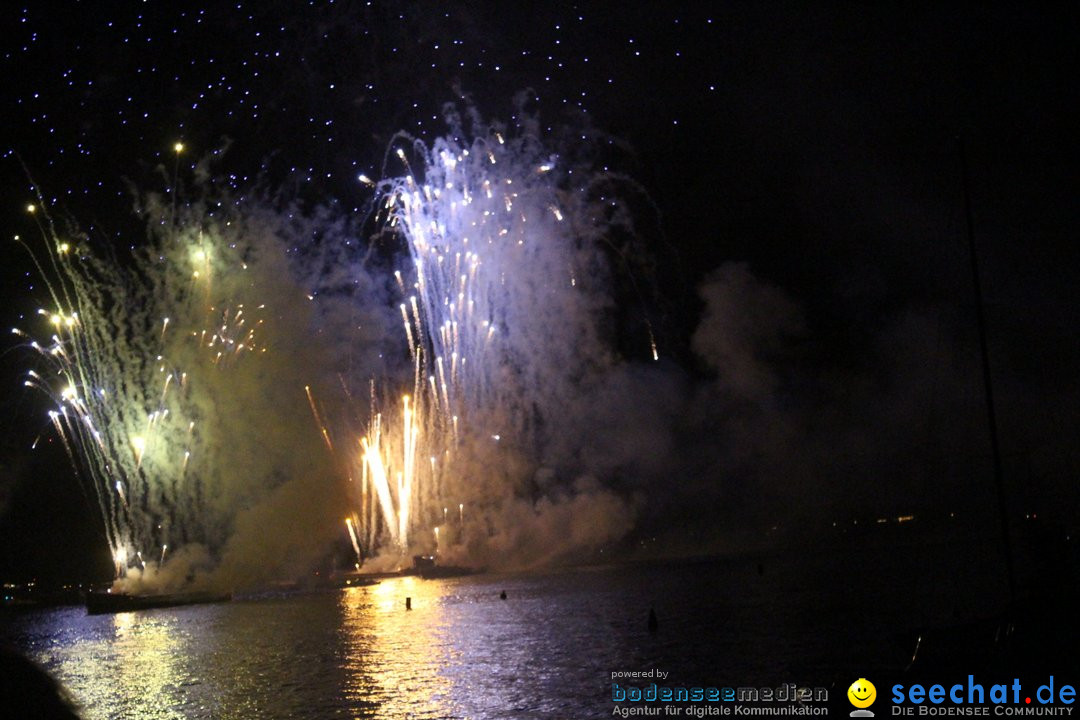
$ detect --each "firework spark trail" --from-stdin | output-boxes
[305,385,334,452]
[18,225,161,575]
[344,517,361,564]
[382,130,607,447]
[351,389,434,554]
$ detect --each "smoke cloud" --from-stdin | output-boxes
[26,100,1074,591]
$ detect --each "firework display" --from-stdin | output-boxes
[338,121,638,563]
[17,175,336,587]
[17,113,640,587]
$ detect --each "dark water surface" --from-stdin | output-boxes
[2,546,1009,719]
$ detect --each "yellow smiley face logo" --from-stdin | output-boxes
[848,678,876,708]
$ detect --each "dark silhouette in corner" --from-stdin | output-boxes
[1,644,82,719]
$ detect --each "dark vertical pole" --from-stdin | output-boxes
[957,138,1017,603]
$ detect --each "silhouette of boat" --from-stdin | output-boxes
[85,590,231,615]
[331,571,381,588]
[412,555,478,579]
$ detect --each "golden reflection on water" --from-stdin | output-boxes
[45,610,195,719]
[340,577,457,719]
[109,611,190,716]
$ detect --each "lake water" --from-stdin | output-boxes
[2,545,1015,719]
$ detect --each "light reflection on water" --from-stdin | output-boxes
[2,550,1002,719]
[18,606,205,718]
[340,577,456,718]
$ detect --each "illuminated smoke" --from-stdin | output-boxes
[340,104,648,566]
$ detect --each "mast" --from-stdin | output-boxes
[957,137,1017,602]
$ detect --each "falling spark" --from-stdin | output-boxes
[647,321,659,361]
[305,385,334,452]
[132,435,146,467]
[345,518,362,565]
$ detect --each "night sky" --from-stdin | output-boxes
[2,2,1078,583]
